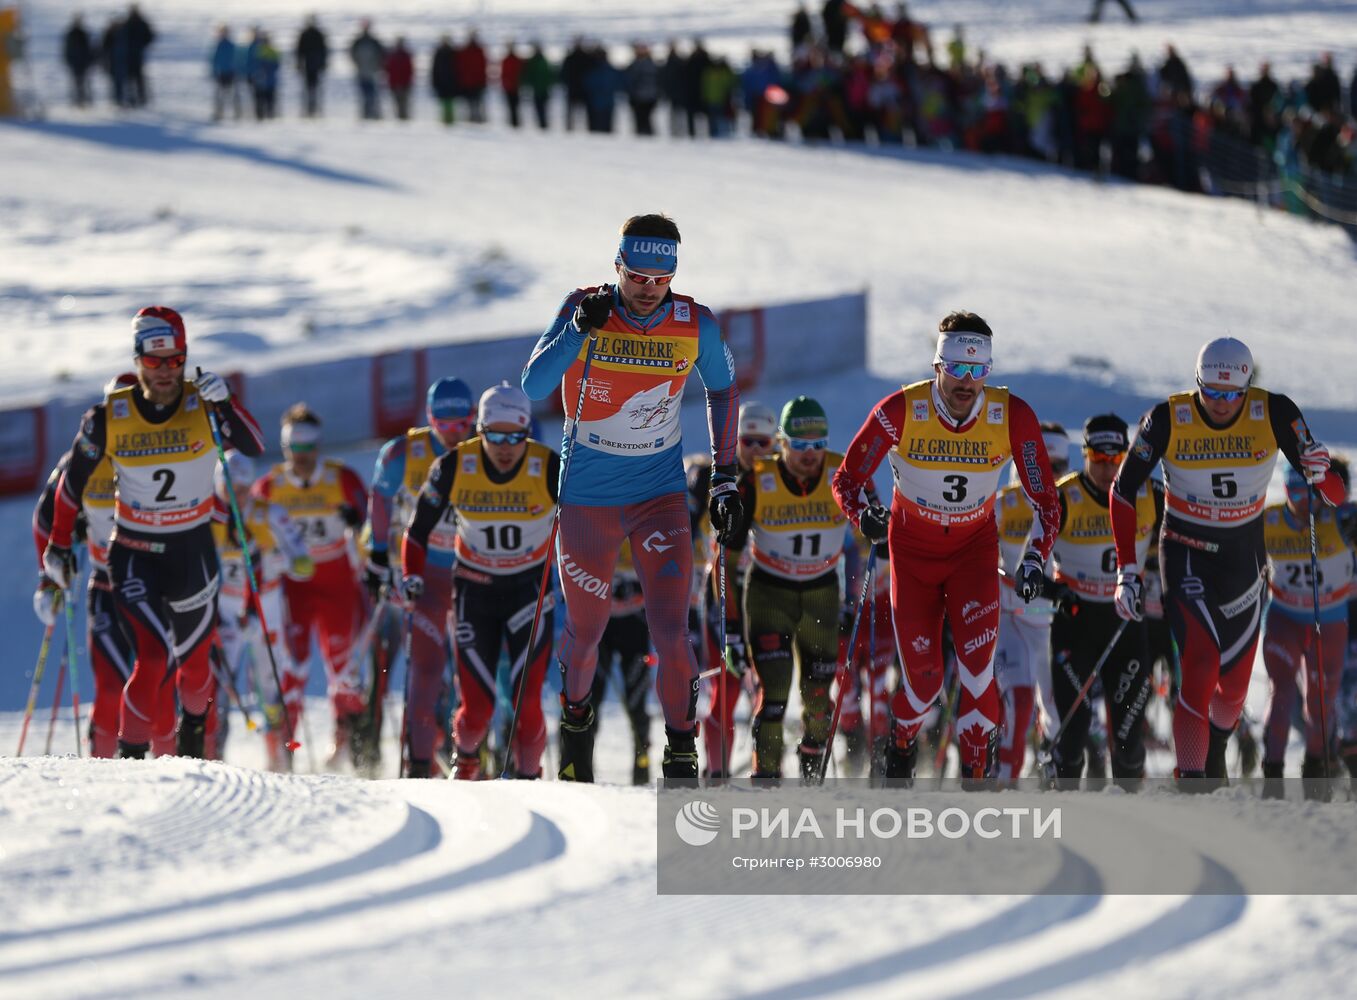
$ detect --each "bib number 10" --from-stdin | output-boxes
[480,525,523,551]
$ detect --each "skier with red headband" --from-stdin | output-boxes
[832,311,1061,789]
[521,213,740,783]
[1112,337,1345,790]
[42,306,265,759]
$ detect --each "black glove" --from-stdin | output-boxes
[1016,550,1045,604]
[859,503,890,543]
[339,504,363,529]
[364,550,390,602]
[573,290,613,334]
[709,472,743,547]
[1045,579,1079,617]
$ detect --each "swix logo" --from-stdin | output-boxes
[963,598,998,624]
[560,556,611,599]
[911,634,931,654]
[962,626,998,656]
[642,530,674,553]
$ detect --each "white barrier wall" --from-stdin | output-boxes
[0,291,867,491]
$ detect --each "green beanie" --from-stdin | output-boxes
[779,396,828,439]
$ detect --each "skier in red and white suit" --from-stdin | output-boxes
[832,312,1061,787]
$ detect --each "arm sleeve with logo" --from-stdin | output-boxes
[521,289,591,401]
[1008,394,1061,562]
[215,398,266,457]
[402,451,458,581]
[695,306,738,468]
[1270,392,1346,507]
[32,457,66,567]
[831,390,907,528]
[721,470,758,634]
[1111,402,1170,568]
[366,436,407,555]
[50,405,106,549]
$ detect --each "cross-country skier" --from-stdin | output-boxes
[689,401,777,780]
[212,450,313,769]
[1259,464,1356,800]
[1047,414,1163,791]
[993,422,1070,786]
[30,372,141,757]
[253,403,370,766]
[43,306,264,759]
[364,377,477,770]
[403,382,559,779]
[831,311,1061,789]
[1111,337,1345,790]
[521,213,740,782]
[722,396,847,783]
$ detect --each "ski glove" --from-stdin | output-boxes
[195,370,231,403]
[1113,565,1145,622]
[400,574,425,603]
[1046,579,1079,617]
[42,544,77,591]
[859,503,890,543]
[364,550,390,601]
[1300,441,1331,484]
[709,473,743,547]
[573,290,613,334]
[32,578,62,626]
[724,632,748,677]
[1016,550,1045,603]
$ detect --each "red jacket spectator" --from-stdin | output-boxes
[455,36,488,93]
[385,44,414,91]
[501,50,523,92]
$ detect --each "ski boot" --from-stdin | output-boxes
[661,727,700,787]
[633,743,651,787]
[883,732,918,788]
[117,740,150,760]
[454,752,483,781]
[176,709,208,759]
[1261,761,1285,801]
[749,771,782,788]
[1301,755,1334,803]
[558,701,596,783]
[798,739,827,786]
[406,757,433,779]
[958,726,998,792]
[1235,725,1259,778]
[1204,723,1233,791]
[1174,768,1211,794]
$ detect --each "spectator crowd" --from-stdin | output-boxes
[58,5,1357,210]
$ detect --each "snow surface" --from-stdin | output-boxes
[5,2,1357,997]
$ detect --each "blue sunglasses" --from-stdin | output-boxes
[1197,380,1246,402]
[482,429,529,445]
[784,436,829,452]
[939,361,991,380]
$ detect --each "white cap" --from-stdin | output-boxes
[934,332,993,366]
[281,420,322,449]
[1042,427,1071,468]
[478,380,531,430]
[738,401,777,438]
[214,450,255,495]
[1196,337,1253,388]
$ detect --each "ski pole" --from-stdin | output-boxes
[502,330,598,778]
[1036,618,1130,769]
[16,614,61,756]
[716,545,729,779]
[210,635,257,733]
[1307,482,1332,782]
[45,650,68,755]
[62,587,83,756]
[817,547,877,785]
[200,375,300,754]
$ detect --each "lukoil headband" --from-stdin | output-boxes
[617,235,679,273]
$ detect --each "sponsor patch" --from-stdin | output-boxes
[112,399,130,420]
[911,400,928,422]
[673,301,691,323]
[675,357,690,373]
[964,598,999,625]
[1250,399,1264,421]
[462,454,476,474]
[988,403,1004,424]
[911,634,931,654]
[78,434,99,459]
[186,394,200,411]
[528,456,542,477]
[963,625,999,656]
[760,473,776,493]
[411,440,426,458]
[1174,404,1192,425]
[1132,438,1152,461]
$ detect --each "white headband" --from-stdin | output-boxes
[934,332,993,366]
[282,421,322,448]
